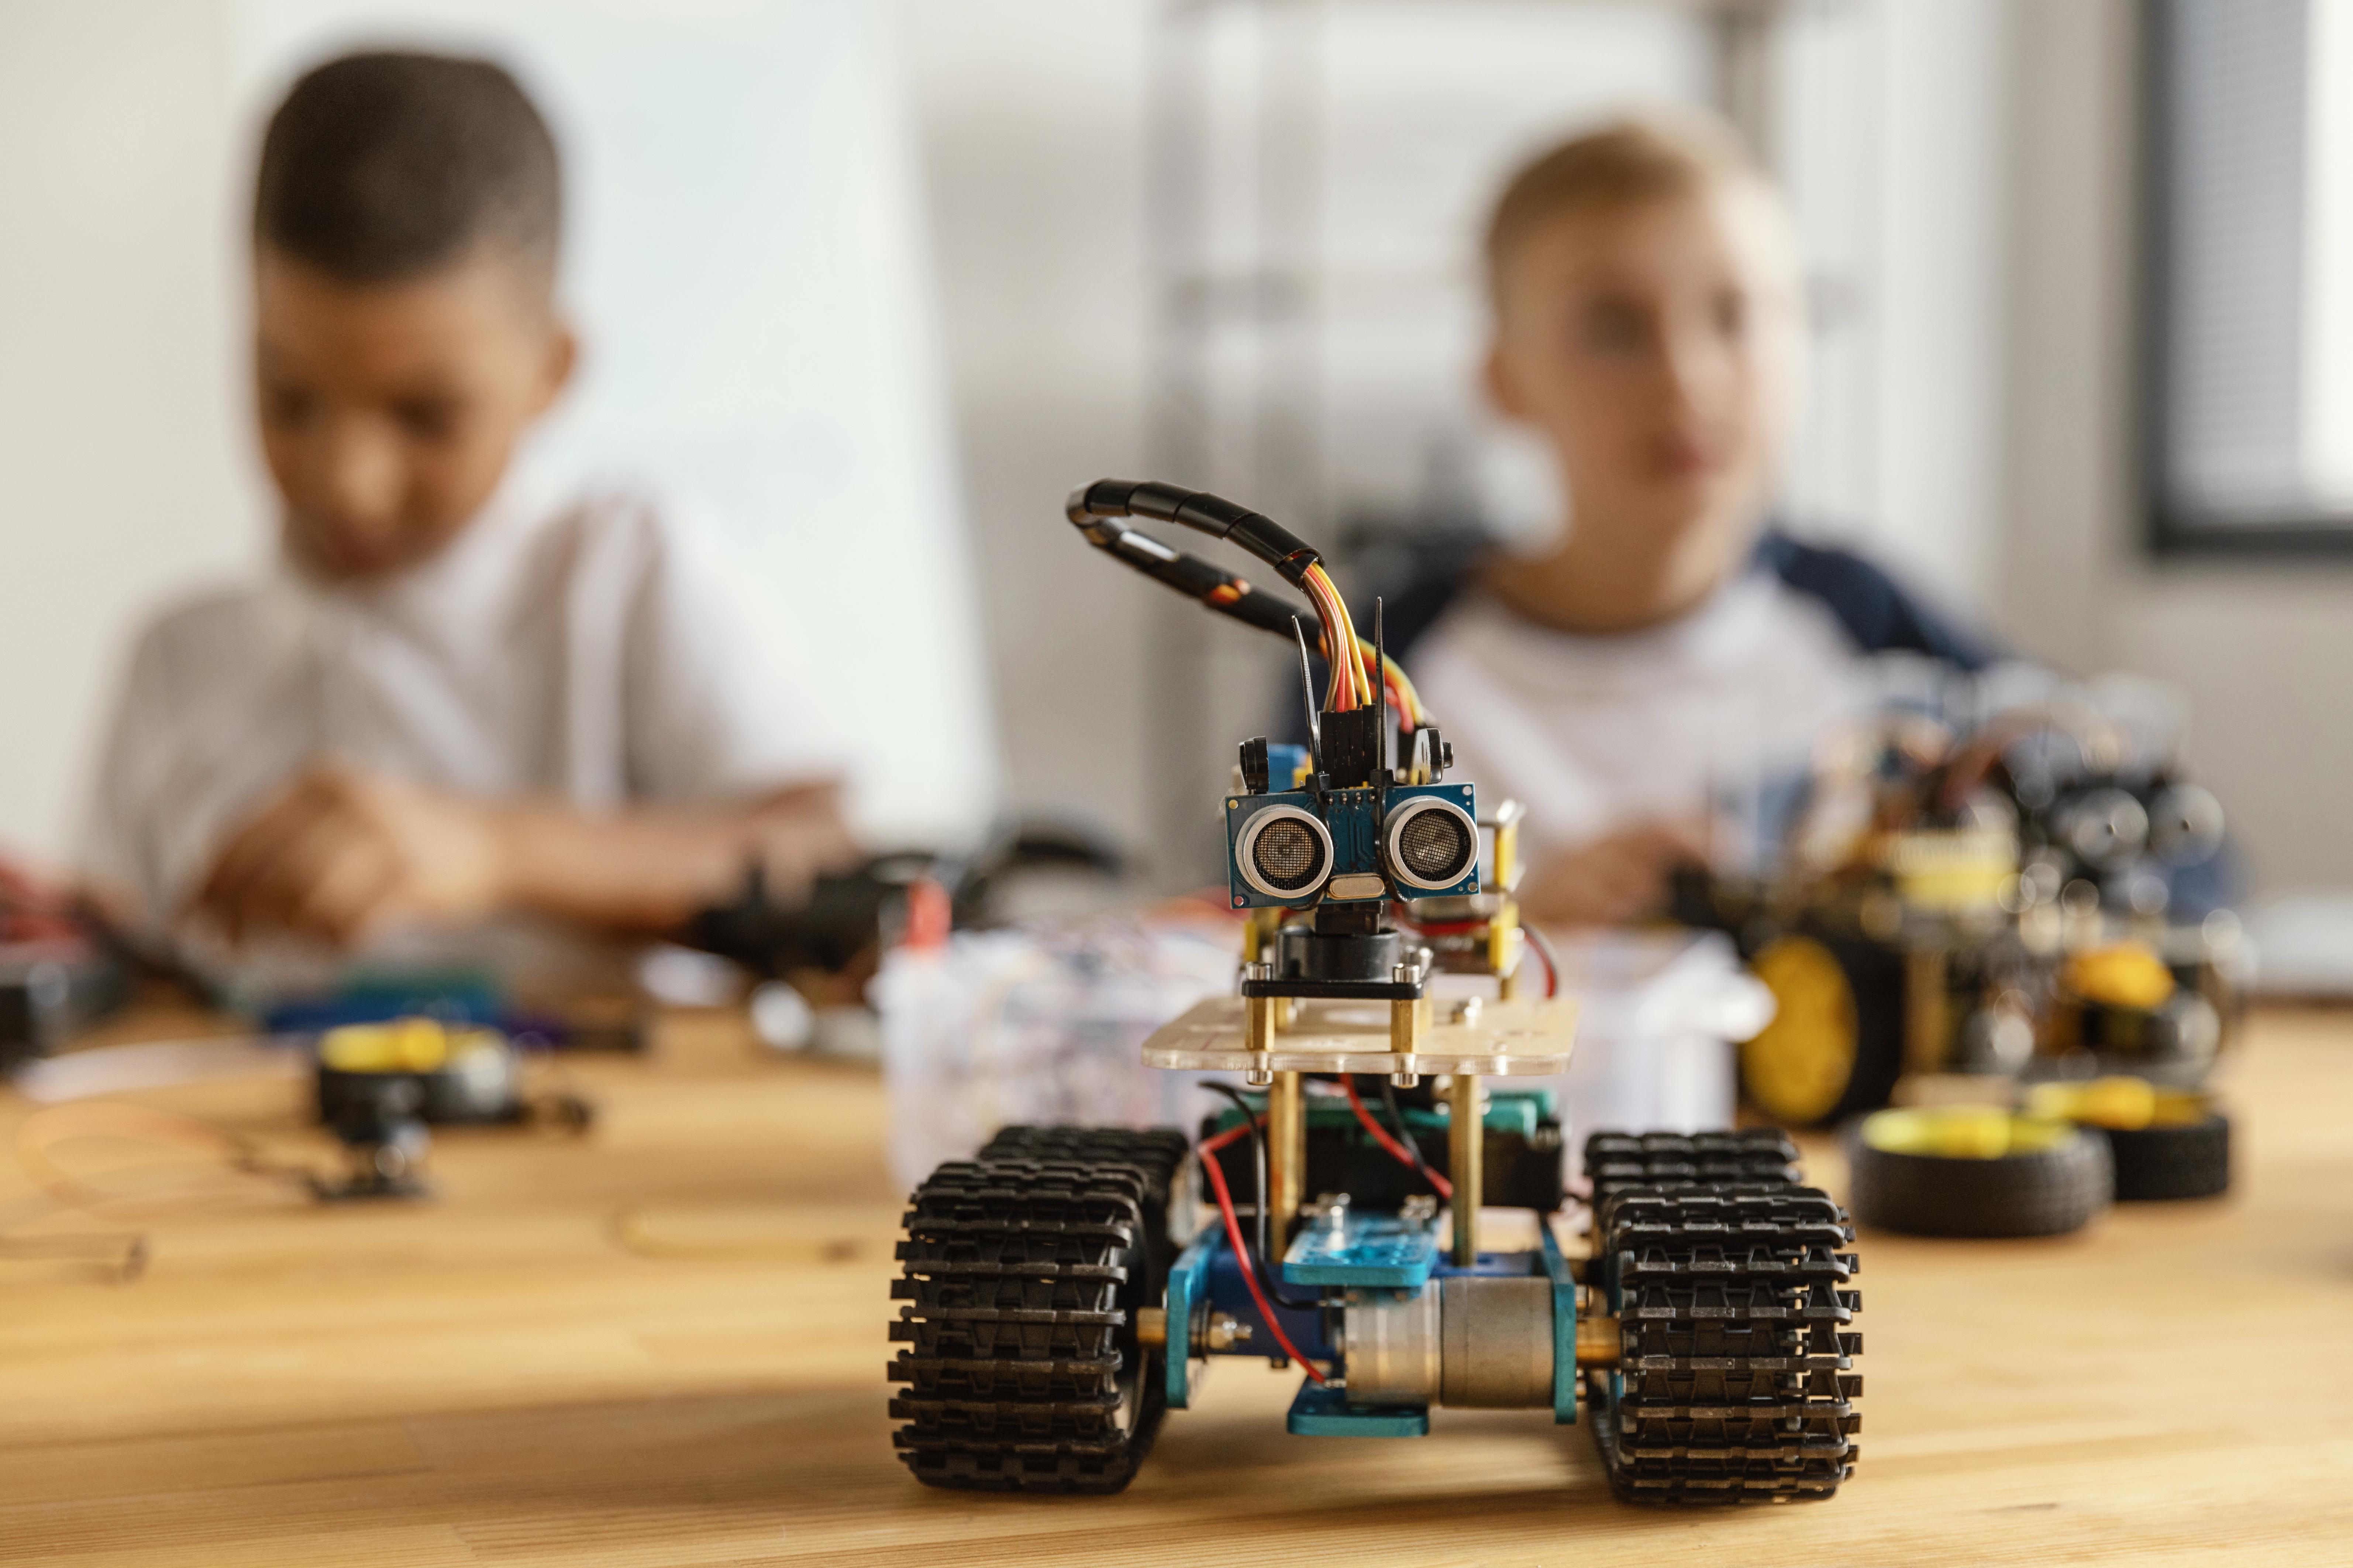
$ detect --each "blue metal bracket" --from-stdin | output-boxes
[1287,1379,1429,1438]
[1282,1208,1441,1289]
[1164,1229,1217,1409]
[1537,1216,1578,1425]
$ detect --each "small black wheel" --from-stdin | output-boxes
[888,1125,1189,1494]
[2019,1082,2232,1203]
[1846,1111,2112,1238]
[2104,1112,2230,1201]
[1739,935,1906,1129]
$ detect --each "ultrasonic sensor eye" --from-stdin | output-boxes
[1384,797,1478,892]
[1237,805,1333,900]
[1253,819,1322,888]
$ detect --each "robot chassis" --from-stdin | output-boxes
[888,481,1863,1503]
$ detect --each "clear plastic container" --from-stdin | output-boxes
[874,913,1239,1192]
[876,914,1769,1192]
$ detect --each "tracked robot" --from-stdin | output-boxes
[886,481,1862,1503]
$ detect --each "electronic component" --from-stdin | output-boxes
[883,481,1862,1505]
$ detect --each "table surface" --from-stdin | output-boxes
[3,1004,2349,1567]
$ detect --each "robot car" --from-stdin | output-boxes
[884,481,1862,1503]
[1677,678,2244,1130]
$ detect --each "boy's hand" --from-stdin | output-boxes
[1520,818,1709,929]
[194,764,509,947]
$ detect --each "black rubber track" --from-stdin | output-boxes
[889,1125,1189,1493]
[2104,1113,2231,1202]
[1585,1128,1803,1208]
[1582,1131,1862,1505]
[1844,1122,2112,1237]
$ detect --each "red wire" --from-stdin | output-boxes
[1527,928,1559,998]
[1194,1116,1328,1383]
[1339,1077,1451,1200]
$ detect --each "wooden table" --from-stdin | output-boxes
[2,1005,2348,1566]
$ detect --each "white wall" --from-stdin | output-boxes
[2002,0,2353,893]
[1776,0,2010,612]
[0,1,258,868]
[897,0,1163,849]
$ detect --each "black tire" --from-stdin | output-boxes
[2104,1113,2230,1201]
[1582,1130,1862,1505]
[1845,1117,2112,1238]
[888,1125,1189,1494]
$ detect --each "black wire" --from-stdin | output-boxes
[1200,1081,1322,1312]
[1374,1075,1448,1196]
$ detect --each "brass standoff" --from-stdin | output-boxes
[1267,1071,1306,1233]
[1448,1071,1484,1266]
[1243,960,1277,1087]
[1388,960,1423,1088]
[1574,1310,1622,1368]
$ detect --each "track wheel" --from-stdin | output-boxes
[1583,1130,1862,1505]
[888,1125,1188,1493]
[1846,1109,2111,1237]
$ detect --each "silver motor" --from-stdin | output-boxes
[1344,1276,1555,1409]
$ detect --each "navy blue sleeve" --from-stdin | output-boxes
[1752,529,1997,671]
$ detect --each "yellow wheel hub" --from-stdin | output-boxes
[1860,1107,2075,1160]
[2062,943,2176,1011]
[2025,1075,2208,1130]
[1742,936,1858,1125]
[320,1017,503,1075]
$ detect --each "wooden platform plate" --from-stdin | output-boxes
[1139,994,1577,1075]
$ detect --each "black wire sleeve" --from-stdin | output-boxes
[1070,513,1314,636]
[1068,479,1322,587]
[1201,1081,1323,1312]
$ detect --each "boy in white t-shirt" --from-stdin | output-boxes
[1404,113,1985,926]
[83,51,853,959]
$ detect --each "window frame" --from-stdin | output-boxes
[2140,0,2353,557]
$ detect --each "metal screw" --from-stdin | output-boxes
[1205,1314,1254,1350]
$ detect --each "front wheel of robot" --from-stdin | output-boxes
[888,1125,1191,1494]
[1582,1131,1863,1505]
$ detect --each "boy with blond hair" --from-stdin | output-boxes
[1400,112,1985,926]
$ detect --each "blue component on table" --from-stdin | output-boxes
[1286,1379,1429,1439]
[257,969,506,1035]
[1537,1219,1578,1424]
[1281,1208,1441,1288]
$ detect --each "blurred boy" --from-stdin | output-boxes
[83,51,853,960]
[1405,113,1985,927]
